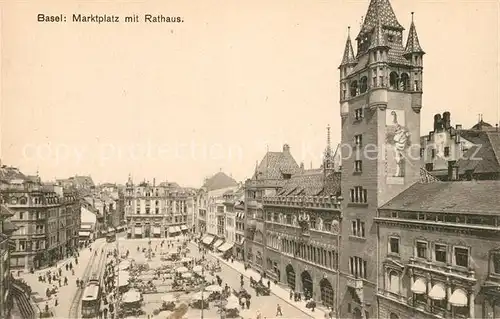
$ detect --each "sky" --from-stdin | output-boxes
[1,0,499,187]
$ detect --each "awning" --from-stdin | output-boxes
[202,234,215,245]
[81,224,92,230]
[168,226,175,233]
[153,227,161,235]
[180,225,188,231]
[429,283,446,300]
[134,227,142,235]
[449,289,468,307]
[217,242,234,252]
[213,239,224,248]
[79,231,91,237]
[411,277,426,294]
[174,226,181,232]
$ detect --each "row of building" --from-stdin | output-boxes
[193,0,500,318]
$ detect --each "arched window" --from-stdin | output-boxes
[389,270,400,294]
[389,72,399,90]
[19,197,27,205]
[390,314,399,319]
[350,81,358,97]
[360,76,368,94]
[400,73,410,91]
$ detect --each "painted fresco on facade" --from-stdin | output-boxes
[385,109,411,181]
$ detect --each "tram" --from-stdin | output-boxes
[106,228,116,243]
[81,279,101,318]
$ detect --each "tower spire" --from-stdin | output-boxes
[404,12,425,55]
[339,27,357,67]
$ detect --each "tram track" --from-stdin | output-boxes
[68,242,108,318]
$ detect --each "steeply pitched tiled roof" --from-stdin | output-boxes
[380,181,500,215]
[0,205,15,217]
[357,0,403,39]
[253,149,300,180]
[340,31,357,67]
[277,170,341,197]
[203,172,238,191]
[404,20,424,55]
[456,131,500,175]
[0,166,27,182]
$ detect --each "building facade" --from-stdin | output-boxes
[420,113,500,181]
[244,144,301,271]
[255,129,343,309]
[0,205,17,318]
[124,177,193,238]
[1,178,80,270]
[338,0,424,317]
[376,181,500,319]
[196,188,207,235]
[221,188,243,254]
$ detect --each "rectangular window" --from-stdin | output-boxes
[416,241,428,259]
[351,219,365,238]
[354,134,363,147]
[493,252,500,274]
[350,186,368,203]
[389,237,399,254]
[349,256,367,279]
[420,148,425,158]
[444,147,450,157]
[435,244,447,263]
[431,149,436,159]
[354,108,363,121]
[454,247,469,268]
[354,160,363,173]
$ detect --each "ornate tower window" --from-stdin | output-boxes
[350,80,358,97]
[360,76,368,94]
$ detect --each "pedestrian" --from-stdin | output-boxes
[246,298,250,309]
[69,262,73,270]
[276,304,282,316]
[65,264,68,271]
[289,289,293,300]
[76,278,79,287]
[64,277,68,286]
[58,278,61,287]
[267,280,271,289]
[256,310,262,319]
[72,269,75,276]
[44,302,49,313]
[54,296,58,307]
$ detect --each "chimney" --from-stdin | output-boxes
[153,178,156,187]
[433,114,442,131]
[443,112,451,129]
[496,123,499,132]
[300,162,304,170]
[456,124,462,130]
[283,144,290,153]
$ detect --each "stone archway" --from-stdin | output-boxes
[301,271,313,299]
[286,264,296,290]
[353,308,362,319]
[320,278,334,308]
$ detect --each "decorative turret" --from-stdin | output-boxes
[323,125,334,177]
[339,27,357,69]
[404,13,425,57]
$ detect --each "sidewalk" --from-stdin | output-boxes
[192,242,330,319]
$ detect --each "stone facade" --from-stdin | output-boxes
[124,177,194,238]
[1,181,80,270]
[376,181,500,319]
[337,0,424,317]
